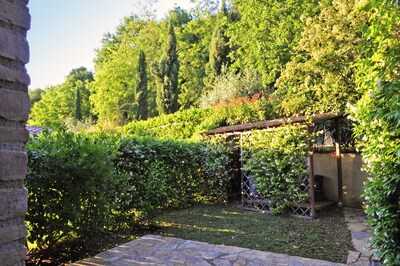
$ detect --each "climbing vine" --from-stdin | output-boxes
[241,124,310,214]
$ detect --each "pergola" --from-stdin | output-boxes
[204,112,345,219]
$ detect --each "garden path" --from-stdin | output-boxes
[72,234,344,266]
[344,207,378,266]
[73,207,379,266]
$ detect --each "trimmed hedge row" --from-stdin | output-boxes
[26,132,230,248]
[123,98,273,140]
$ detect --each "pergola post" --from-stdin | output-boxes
[334,118,344,207]
[307,124,316,219]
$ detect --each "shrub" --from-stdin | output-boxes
[241,124,310,214]
[26,131,119,247]
[26,132,231,248]
[123,97,276,140]
[114,137,231,219]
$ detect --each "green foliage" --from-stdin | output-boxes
[114,137,231,219]
[350,0,400,263]
[26,131,119,247]
[26,132,231,248]
[91,17,163,124]
[200,67,264,108]
[275,0,365,116]
[177,14,216,109]
[241,125,310,214]
[151,22,180,115]
[75,88,82,121]
[29,67,94,129]
[135,50,148,120]
[28,88,44,106]
[123,98,275,140]
[229,0,325,86]
[204,0,231,88]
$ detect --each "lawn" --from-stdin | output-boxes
[26,203,353,265]
[153,203,353,263]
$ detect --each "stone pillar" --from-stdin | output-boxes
[0,0,31,265]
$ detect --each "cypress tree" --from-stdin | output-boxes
[204,0,230,88]
[151,22,180,115]
[74,87,82,121]
[135,50,148,120]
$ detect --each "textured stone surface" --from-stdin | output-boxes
[0,242,27,266]
[0,0,31,30]
[344,207,378,266]
[73,235,345,266]
[0,27,29,63]
[0,89,30,121]
[0,150,27,181]
[0,222,27,244]
[0,127,29,142]
[0,1,30,264]
[0,188,28,221]
[0,64,31,85]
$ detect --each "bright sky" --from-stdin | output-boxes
[26,0,194,89]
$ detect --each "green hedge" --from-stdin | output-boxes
[241,124,310,214]
[26,132,231,248]
[123,98,274,140]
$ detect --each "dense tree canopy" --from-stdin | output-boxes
[275,0,365,116]
[29,67,93,129]
[228,0,327,87]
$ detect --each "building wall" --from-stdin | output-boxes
[314,153,368,208]
[0,0,30,265]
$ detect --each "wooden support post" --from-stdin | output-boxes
[335,118,343,207]
[308,124,316,219]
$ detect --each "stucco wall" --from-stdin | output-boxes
[0,0,30,265]
[314,153,368,208]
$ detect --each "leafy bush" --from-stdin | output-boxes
[200,67,264,108]
[26,132,231,248]
[349,0,400,264]
[114,137,231,220]
[123,97,275,140]
[241,124,310,214]
[26,131,119,247]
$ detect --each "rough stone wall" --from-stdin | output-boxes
[0,0,31,265]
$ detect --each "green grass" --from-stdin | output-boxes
[26,204,353,265]
[153,204,353,263]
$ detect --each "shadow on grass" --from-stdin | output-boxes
[153,203,353,263]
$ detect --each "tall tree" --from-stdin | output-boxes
[275,0,365,116]
[204,0,231,88]
[74,87,82,121]
[28,67,93,129]
[177,14,216,109]
[28,88,44,107]
[135,50,148,120]
[151,21,180,115]
[91,17,163,124]
[229,0,326,87]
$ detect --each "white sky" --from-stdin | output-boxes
[26,0,195,89]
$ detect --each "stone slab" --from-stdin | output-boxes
[0,1,31,30]
[0,150,28,181]
[73,235,345,266]
[0,64,30,86]
[0,89,30,121]
[0,187,28,221]
[0,26,29,63]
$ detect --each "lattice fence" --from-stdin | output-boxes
[239,135,315,219]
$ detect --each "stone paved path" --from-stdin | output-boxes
[72,234,345,266]
[344,208,378,266]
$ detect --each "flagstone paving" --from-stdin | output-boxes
[343,207,379,266]
[72,234,345,266]
[73,207,379,266]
